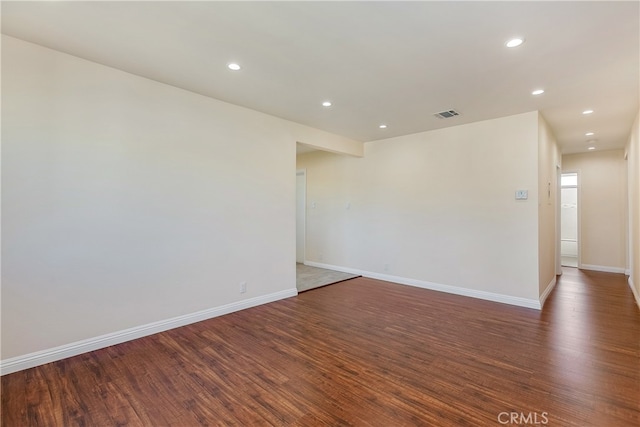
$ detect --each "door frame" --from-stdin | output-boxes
[556,165,562,275]
[296,169,306,264]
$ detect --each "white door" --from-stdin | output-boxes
[560,172,579,267]
[296,170,306,263]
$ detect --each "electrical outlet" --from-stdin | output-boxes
[240,281,247,294]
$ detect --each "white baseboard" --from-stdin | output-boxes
[625,268,631,276]
[304,261,363,276]
[539,276,558,308]
[305,261,541,310]
[0,288,297,376]
[580,264,626,274]
[629,277,640,310]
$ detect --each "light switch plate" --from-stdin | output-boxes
[515,190,528,200]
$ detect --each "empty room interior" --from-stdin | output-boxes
[1,2,639,426]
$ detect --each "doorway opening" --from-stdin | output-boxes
[295,148,361,292]
[560,172,579,268]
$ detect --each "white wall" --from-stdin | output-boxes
[562,150,628,272]
[295,134,363,157]
[625,111,640,307]
[298,112,542,302]
[537,113,560,296]
[1,36,361,364]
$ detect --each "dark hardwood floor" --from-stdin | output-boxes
[2,268,639,426]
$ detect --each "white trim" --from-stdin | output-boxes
[539,276,558,308]
[296,169,307,263]
[304,261,363,276]
[305,261,541,310]
[0,288,297,376]
[580,264,626,274]
[625,268,631,275]
[556,165,562,276]
[629,277,640,310]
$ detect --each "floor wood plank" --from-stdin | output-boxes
[2,267,639,426]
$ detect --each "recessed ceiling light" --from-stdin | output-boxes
[588,146,596,150]
[505,38,524,48]
[585,132,594,136]
[228,63,241,71]
[322,101,332,107]
[531,89,544,95]
[582,109,594,115]
[379,124,387,129]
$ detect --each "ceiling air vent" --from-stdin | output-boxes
[434,109,460,119]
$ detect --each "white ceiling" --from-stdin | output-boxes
[2,1,638,154]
